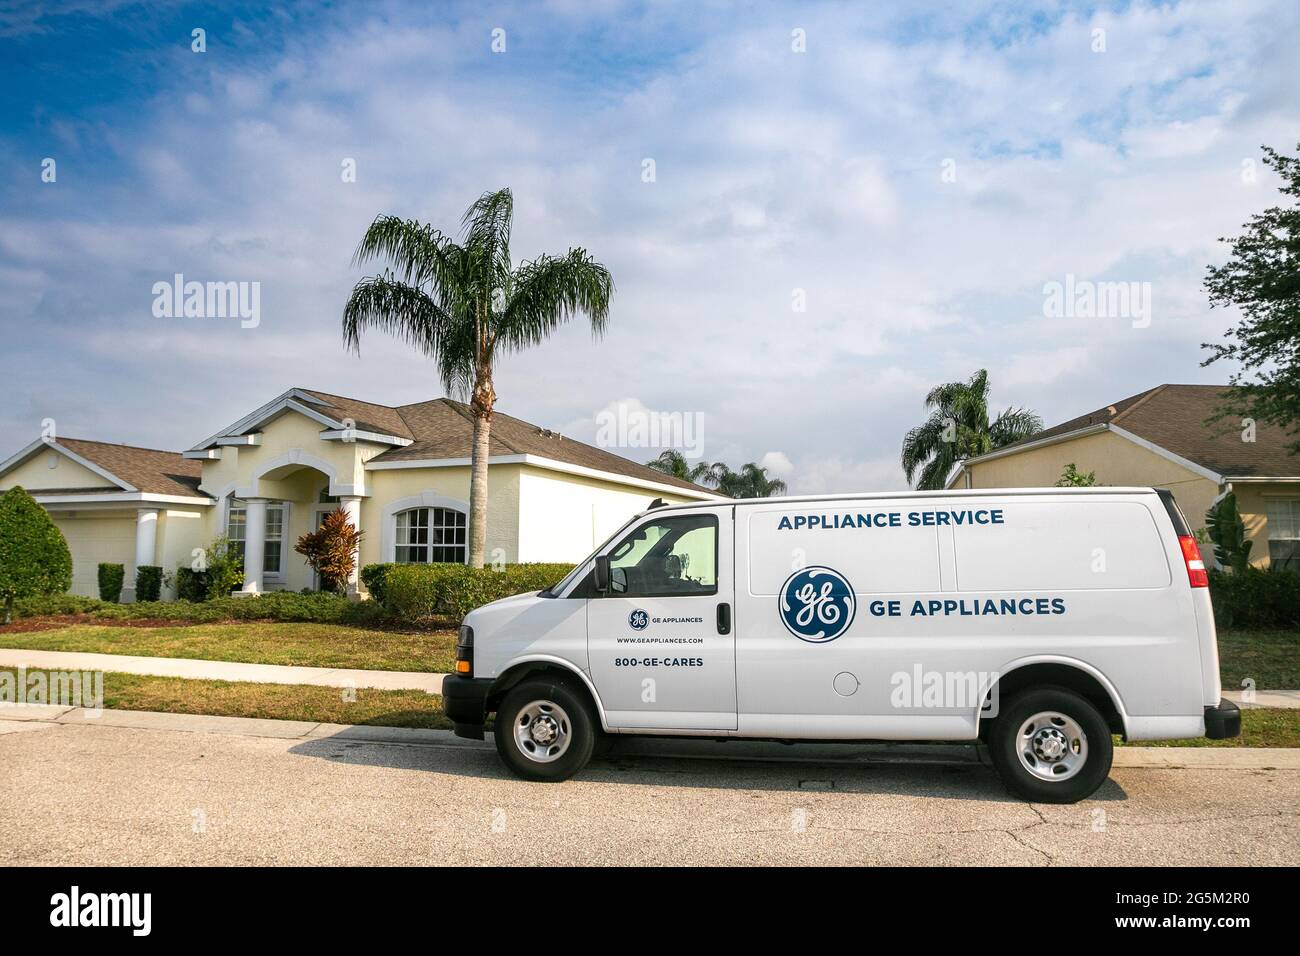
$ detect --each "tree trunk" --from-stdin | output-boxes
[3,594,11,625]
[468,411,491,568]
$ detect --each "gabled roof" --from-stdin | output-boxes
[193,387,714,495]
[972,384,1300,479]
[0,438,206,498]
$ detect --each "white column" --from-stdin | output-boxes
[239,498,268,595]
[122,508,159,603]
[340,495,362,599]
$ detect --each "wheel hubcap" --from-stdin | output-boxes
[1016,711,1088,782]
[514,700,572,763]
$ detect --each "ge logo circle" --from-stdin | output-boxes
[779,566,856,643]
[628,609,649,631]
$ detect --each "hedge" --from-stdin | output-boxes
[360,563,396,603]
[175,567,209,603]
[12,590,387,625]
[97,563,125,603]
[135,565,163,603]
[1208,568,1300,629]
[380,563,575,622]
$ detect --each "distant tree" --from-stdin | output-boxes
[901,370,1043,490]
[1205,493,1253,573]
[703,462,788,498]
[296,508,364,593]
[1202,144,1300,453]
[0,486,72,623]
[646,450,712,484]
[1056,463,1098,487]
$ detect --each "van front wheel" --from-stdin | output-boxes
[493,678,596,782]
[988,688,1113,804]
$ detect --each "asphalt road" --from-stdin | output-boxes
[2,719,1297,866]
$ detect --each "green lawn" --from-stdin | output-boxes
[2,668,451,729]
[0,622,455,673]
[1216,628,1300,690]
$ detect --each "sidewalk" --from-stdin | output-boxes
[2,705,1297,769]
[0,648,445,694]
[1224,688,1300,709]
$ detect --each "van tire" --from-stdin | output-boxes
[988,687,1113,804]
[493,678,596,782]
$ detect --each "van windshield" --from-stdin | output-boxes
[539,514,642,597]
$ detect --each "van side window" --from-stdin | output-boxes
[606,515,718,597]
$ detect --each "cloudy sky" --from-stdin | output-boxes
[1,0,1295,492]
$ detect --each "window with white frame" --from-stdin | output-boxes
[1265,499,1300,570]
[226,498,287,576]
[395,507,467,564]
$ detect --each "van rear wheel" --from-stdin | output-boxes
[988,687,1113,804]
[493,678,596,782]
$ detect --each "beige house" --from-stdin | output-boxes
[0,388,717,600]
[947,384,1300,568]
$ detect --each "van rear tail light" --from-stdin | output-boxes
[1178,535,1208,588]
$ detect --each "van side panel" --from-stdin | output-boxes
[733,493,1205,740]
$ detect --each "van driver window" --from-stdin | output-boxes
[606,514,718,596]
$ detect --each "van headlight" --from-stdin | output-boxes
[455,624,474,676]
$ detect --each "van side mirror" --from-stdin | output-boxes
[594,555,611,592]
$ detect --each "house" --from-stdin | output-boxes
[0,388,718,600]
[947,384,1300,568]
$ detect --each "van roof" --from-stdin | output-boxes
[646,486,1162,514]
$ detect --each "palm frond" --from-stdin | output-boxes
[496,248,613,350]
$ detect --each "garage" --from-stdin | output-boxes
[52,514,138,597]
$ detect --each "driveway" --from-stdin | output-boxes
[1,715,1296,866]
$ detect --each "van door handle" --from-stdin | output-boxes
[717,602,731,635]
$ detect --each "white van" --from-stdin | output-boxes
[443,488,1240,802]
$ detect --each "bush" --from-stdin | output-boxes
[360,563,397,603]
[134,565,162,602]
[0,486,73,623]
[11,589,388,625]
[201,537,244,600]
[382,563,575,622]
[175,567,210,603]
[97,563,125,602]
[1209,567,1300,629]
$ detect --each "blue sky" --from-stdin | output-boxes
[1,0,1296,491]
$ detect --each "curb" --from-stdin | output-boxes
[3,705,1298,769]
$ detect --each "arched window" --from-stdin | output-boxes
[395,507,467,564]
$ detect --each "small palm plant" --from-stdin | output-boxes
[344,189,613,567]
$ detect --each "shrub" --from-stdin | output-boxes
[382,562,575,622]
[295,508,363,593]
[0,486,73,623]
[175,566,210,603]
[360,563,397,603]
[1208,567,1300,629]
[97,563,125,602]
[135,565,163,602]
[11,588,388,625]
[201,537,244,600]
[1205,493,1253,573]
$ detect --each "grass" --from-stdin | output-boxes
[1116,708,1300,748]
[1216,628,1300,690]
[1,668,451,729]
[0,622,456,673]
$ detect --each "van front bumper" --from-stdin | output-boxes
[442,675,493,740]
[1204,698,1241,740]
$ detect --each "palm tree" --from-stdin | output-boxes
[343,189,613,567]
[646,450,713,484]
[901,369,1043,490]
[715,462,788,498]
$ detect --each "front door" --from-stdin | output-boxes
[587,509,736,730]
